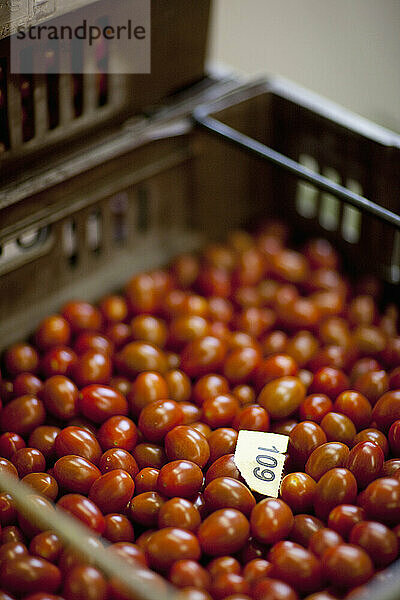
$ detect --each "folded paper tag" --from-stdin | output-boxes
[234,430,289,497]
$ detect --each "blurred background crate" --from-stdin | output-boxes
[0,0,211,178]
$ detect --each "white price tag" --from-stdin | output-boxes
[234,430,289,497]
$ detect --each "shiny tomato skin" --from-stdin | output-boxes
[57,494,105,534]
[79,385,128,424]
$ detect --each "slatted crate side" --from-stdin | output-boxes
[0,0,211,173]
[269,93,400,281]
[0,133,203,350]
[0,35,130,170]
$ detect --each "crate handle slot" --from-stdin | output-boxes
[109,192,129,243]
[391,231,400,284]
[45,43,60,130]
[95,15,110,107]
[86,210,102,254]
[0,57,10,151]
[295,154,319,218]
[63,219,79,267]
[341,179,363,243]
[16,226,50,250]
[0,226,53,275]
[319,167,341,231]
[193,110,400,230]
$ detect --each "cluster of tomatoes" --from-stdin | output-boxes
[0,221,399,600]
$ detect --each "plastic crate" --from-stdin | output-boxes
[0,76,399,600]
[0,0,211,178]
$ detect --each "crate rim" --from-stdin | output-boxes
[194,76,400,148]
